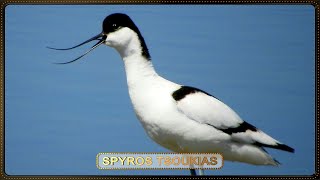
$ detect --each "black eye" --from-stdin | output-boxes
[112,23,119,30]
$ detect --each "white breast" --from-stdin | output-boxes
[123,55,226,152]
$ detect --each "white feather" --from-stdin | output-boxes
[105,25,281,166]
[176,91,281,146]
[176,92,243,129]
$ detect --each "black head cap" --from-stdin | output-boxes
[102,13,151,60]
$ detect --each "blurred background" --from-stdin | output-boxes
[5,5,315,175]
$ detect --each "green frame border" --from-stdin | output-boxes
[0,0,319,179]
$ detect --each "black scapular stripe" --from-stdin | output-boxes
[172,86,217,101]
[207,122,295,153]
[220,121,258,135]
[254,142,295,153]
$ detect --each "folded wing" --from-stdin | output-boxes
[172,86,294,153]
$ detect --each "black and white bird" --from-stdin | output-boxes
[49,13,294,175]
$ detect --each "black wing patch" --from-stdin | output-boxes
[206,122,295,153]
[172,86,218,101]
[219,121,257,135]
[254,142,295,153]
[205,121,257,135]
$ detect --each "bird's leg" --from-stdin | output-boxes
[190,169,197,176]
[199,169,205,175]
[189,161,197,176]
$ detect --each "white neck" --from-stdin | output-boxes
[123,54,158,88]
[107,27,147,60]
[105,27,157,87]
[106,27,158,88]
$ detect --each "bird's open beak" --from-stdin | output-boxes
[47,33,107,64]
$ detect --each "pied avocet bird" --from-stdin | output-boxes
[48,13,294,175]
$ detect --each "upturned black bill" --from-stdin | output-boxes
[47,33,106,64]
